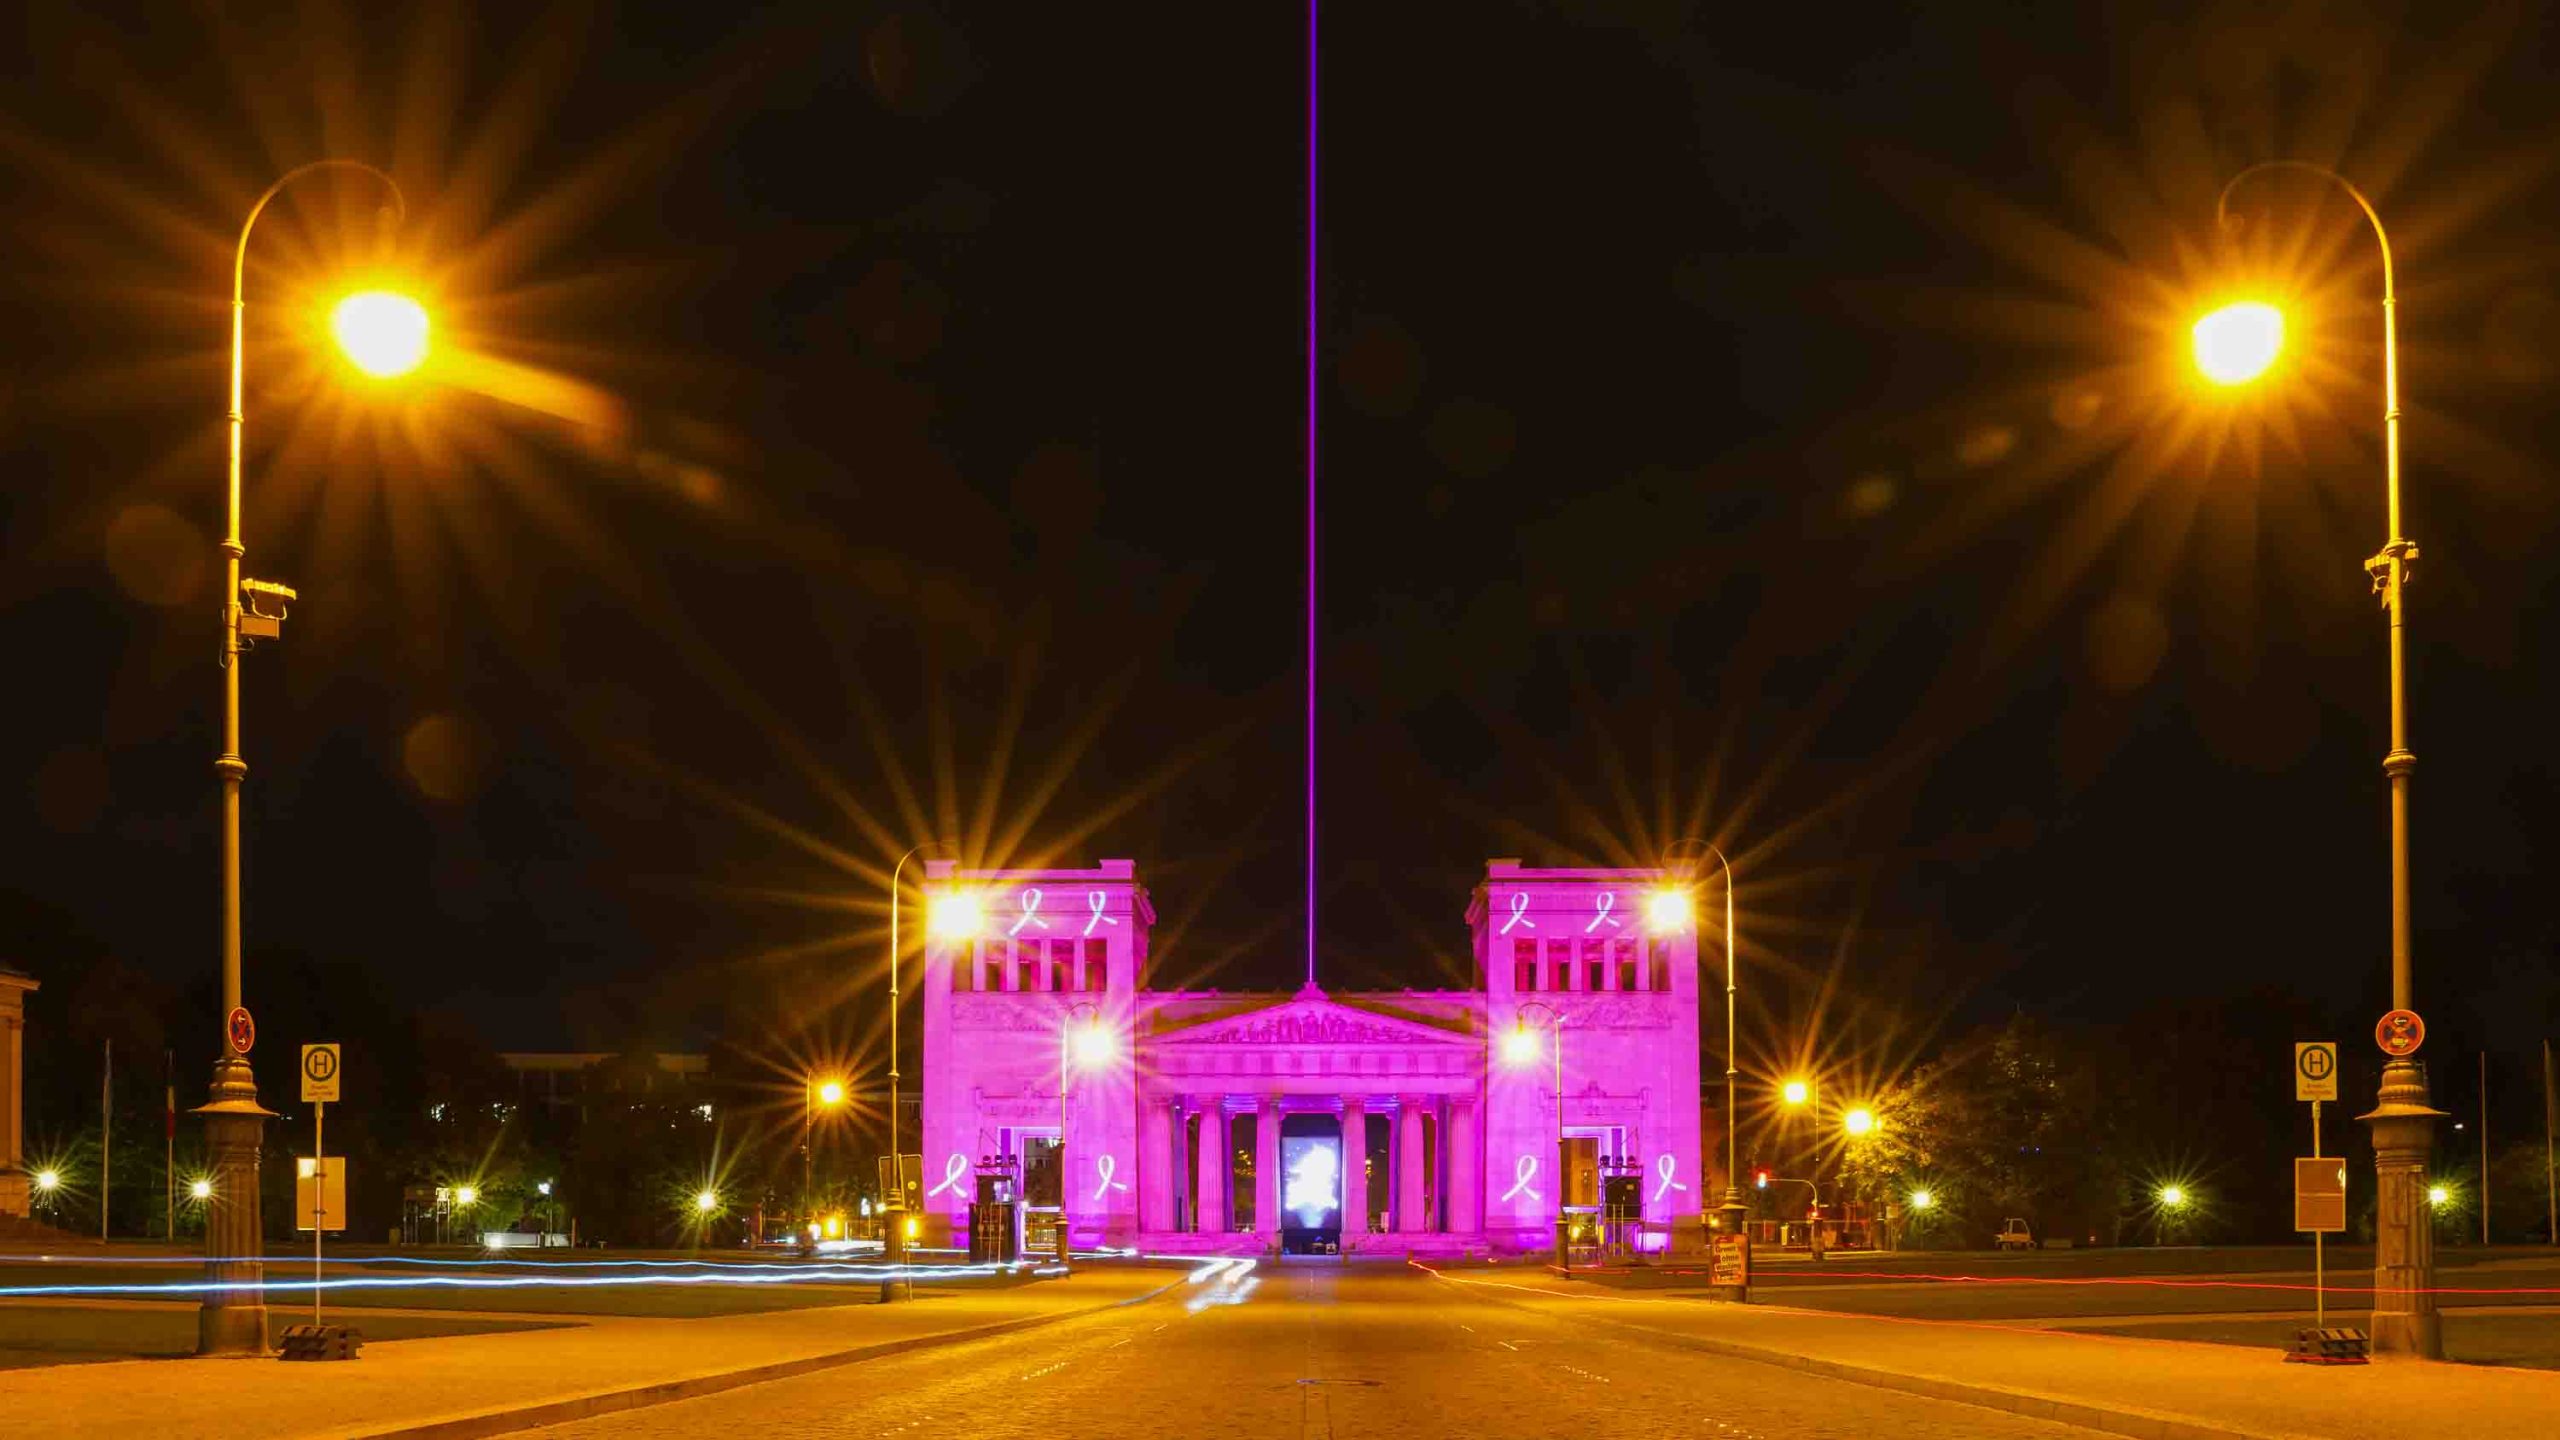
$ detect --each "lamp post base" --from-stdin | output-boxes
[2361,1058,2446,1360]
[195,1062,273,1357]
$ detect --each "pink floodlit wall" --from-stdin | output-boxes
[919,858,1703,1254]
[919,860,1147,1247]
[1470,862,1705,1249]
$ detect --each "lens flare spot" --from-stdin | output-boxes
[2192,302,2282,385]
[331,291,430,378]
[104,504,205,607]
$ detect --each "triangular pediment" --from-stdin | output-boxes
[1153,993,1473,1049]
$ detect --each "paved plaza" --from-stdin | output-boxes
[8,1252,2559,1438]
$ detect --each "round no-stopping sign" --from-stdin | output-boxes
[2375,1008,2425,1058]
[227,1006,256,1056]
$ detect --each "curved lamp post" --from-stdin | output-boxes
[2207,161,2444,1357]
[881,839,951,1298]
[202,160,415,1357]
[1664,841,1744,1240]
[1057,1000,1114,1270]
[1504,1000,1568,1265]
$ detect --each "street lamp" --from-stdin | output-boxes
[189,1178,214,1201]
[1057,1001,1115,1270]
[1843,1107,1877,1138]
[804,1074,849,1214]
[1504,1001,1569,1265]
[2191,301,2283,385]
[1665,840,1745,1245]
[882,840,953,1301]
[200,159,422,1358]
[2204,161,2445,1357]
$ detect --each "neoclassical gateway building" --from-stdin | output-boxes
[919,857,1707,1255]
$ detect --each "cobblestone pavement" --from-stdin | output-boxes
[532,1263,2107,1438]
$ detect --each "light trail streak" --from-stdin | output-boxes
[0,1261,1036,1300]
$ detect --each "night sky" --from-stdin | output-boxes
[3,2,2555,1092]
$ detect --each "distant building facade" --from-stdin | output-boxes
[0,967,34,1218]
[919,858,1705,1255]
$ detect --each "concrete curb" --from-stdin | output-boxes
[1429,1271,2295,1440]
[357,1272,1190,1440]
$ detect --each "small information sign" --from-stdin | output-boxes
[301,1044,341,1104]
[296,1157,348,1233]
[1709,1232,1751,1288]
[2295,1156,2347,1234]
[2294,1043,2338,1103]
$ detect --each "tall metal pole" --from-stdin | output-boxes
[101,1038,110,1242]
[2220,161,2443,1357]
[164,1050,174,1243]
[2482,1051,2491,1246]
[1057,1000,1103,1272]
[2542,1038,2554,1246]
[201,160,403,1357]
[884,840,945,1301]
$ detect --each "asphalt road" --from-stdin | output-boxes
[530,1263,2107,1439]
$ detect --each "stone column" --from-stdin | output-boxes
[2365,1060,2447,1357]
[197,1105,269,1354]
[1340,1102,1369,1234]
[1395,1099,1428,1232]
[1447,1097,1480,1235]
[1194,1102,1227,1234]
[1138,1096,1173,1233]
[1256,1099,1282,1241]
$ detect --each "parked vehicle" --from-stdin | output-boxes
[1995,1217,2037,1251]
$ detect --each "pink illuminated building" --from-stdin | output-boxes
[918,857,1706,1255]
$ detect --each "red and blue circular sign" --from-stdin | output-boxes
[227,1006,255,1056]
[2374,1008,2424,1058]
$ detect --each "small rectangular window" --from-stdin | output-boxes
[1615,939,1641,991]
[1548,938,1576,991]
[1513,938,1538,990]
[1081,937,1107,991]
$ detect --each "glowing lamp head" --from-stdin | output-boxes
[824,1214,843,1237]
[1843,1107,1877,1138]
[2158,1184,2187,1208]
[2192,301,2283,385]
[2427,1184,2450,1208]
[904,1216,920,1239]
[34,1169,61,1193]
[1500,1022,1542,1067]
[330,290,430,378]
[1644,887,1693,934]
[1781,1080,1810,1107]
[190,1177,214,1201]
[816,1079,847,1107]
[1069,1021,1116,1068]
[927,890,983,940]
[1908,1189,1934,1211]
[536,1181,552,1197]
[455,1184,479,1206]
[694,1189,719,1213]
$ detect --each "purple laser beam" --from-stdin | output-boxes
[1303,0,1320,990]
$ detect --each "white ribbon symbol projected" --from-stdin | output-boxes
[1501,892,1536,935]
[1083,890,1120,938]
[926,1152,969,1199]
[1585,891,1622,933]
[1009,887,1050,937]
[1500,1154,1542,1204]
[1093,1154,1128,1200]
[1653,1153,1690,1203]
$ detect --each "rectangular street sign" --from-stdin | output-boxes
[2294,1042,2338,1103]
[879,1153,923,1210]
[300,1043,341,1104]
[1710,1232,1751,1288]
[296,1157,348,1233]
[2295,1156,2346,1233]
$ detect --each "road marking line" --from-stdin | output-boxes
[1496,1339,1520,1351]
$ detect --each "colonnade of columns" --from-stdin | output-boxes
[1142,1092,1480,1239]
